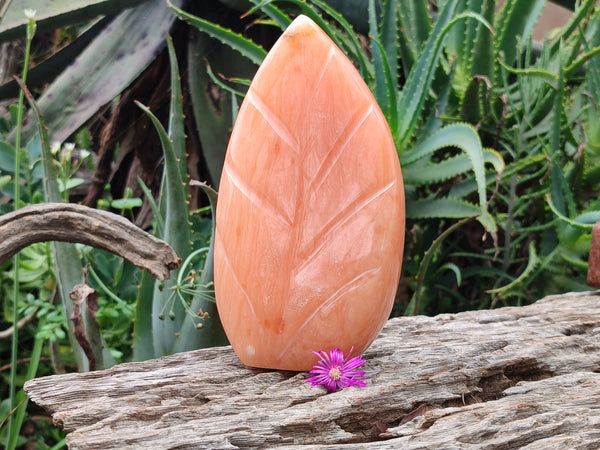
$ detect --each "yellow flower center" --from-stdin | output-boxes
[328,366,342,381]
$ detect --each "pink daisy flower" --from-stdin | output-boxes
[305,347,367,392]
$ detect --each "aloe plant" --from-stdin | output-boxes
[1,0,185,144]
[133,37,227,360]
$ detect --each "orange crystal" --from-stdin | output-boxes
[214,15,405,371]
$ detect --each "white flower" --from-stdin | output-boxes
[50,142,61,155]
[24,9,36,19]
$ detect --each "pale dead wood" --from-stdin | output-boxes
[25,291,600,449]
[69,282,102,371]
[0,202,180,280]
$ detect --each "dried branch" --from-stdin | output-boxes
[0,202,181,280]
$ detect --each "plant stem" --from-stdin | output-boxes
[7,11,36,450]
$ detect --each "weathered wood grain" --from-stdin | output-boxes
[0,202,180,280]
[25,291,600,449]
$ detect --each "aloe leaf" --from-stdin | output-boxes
[249,0,365,74]
[318,0,372,34]
[132,270,156,361]
[251,0,291,29]
[204,61,250,98]
[397,0,431,76]
[546,194,598,230]
[396,0,460,149]
[18,0,183,145]
[460,74,492,124]
[449,172,502,201]
[470,0,494,80]
[487,242,539,295]
[0,17,111,100]
[494,0,545,83]
[548,45,577,220]
[137,100,191,357]
[15,78,116,371]
[137,177,164,236]
[307,0,369,78]
[368,0,397,135]
[165,36,186,180]
[446,0,494,88]
[550,0,595,48]
[168,1,266,66]
[403,148,503,185]
[582,9,600,151]
[187,30,251,187]
[565,46,600,79]
[372,38,398,139]
[496,58,559,89]
[402,123,495,233]
[133,175,165,362]
[434,262,462,286]
[378,0,397,85]
[135,38,191,356]
[396,3,490,150]
[406,197,482,219]
[0,0,147,41]
[18,82,88,369]
[174,181,228,352]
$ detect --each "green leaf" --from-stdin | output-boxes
[0,0,147,41]
[403,148,504,185]
[168,1,267,66]
[0,16,112,101]
[247,0,365,73]
[0,174,11,189]
[18,0,185,144]
[110,197,143,210]
[166,35,187,182]
[487,242,539,295]
[546,194,598,230]
[397,0,431,76]
[132,270,157,361]
[0,141,15,172]
[445,0,494,89]
[15,77,115,371]
[368,0,397,137]
[396,2,490,150]
[378,0,398,86]
[402,123,498,232]
[249,0,291,29]
[406,197,482,219]
[58,177,85,193]
[135,39,191,357]
[186,31,250,187]
[308,0,369,78]
[494,0,545,84]
[137,176,164,236]
[173,181,228,352]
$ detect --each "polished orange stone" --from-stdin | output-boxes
[214,15,405,371]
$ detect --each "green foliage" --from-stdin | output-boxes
[133,37,227,360]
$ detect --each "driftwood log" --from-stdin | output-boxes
[25,291,600,449]
[0,202,180,280]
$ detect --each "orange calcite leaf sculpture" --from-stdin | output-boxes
[214,15,405,371]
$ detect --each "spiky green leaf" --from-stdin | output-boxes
[168,1,267,66]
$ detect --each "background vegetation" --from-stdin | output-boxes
[1,0,599,447]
